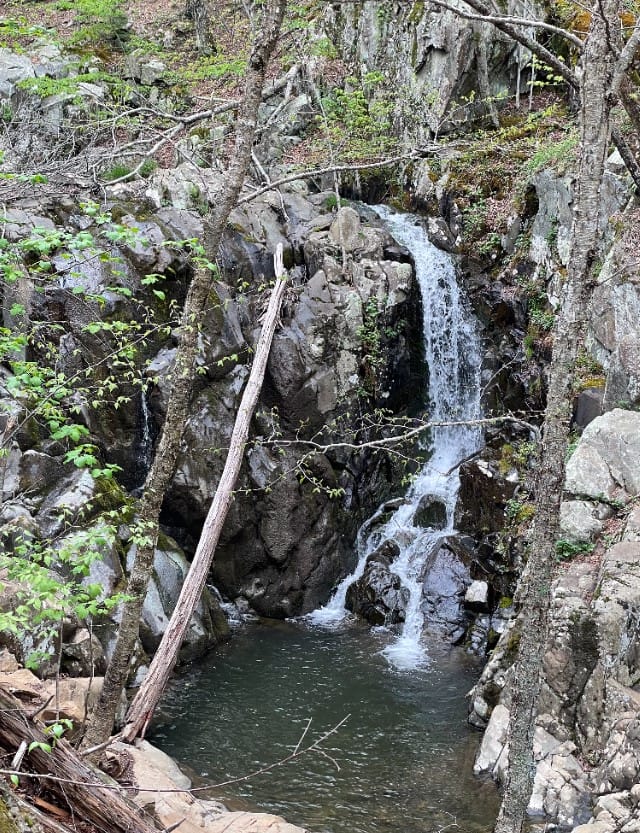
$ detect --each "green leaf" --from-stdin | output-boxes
[28,741,52,754]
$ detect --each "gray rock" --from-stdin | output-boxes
[566,444,616,500]
[126,535,229,660]
[117,215,176,273]
[455,454,517,536]
[560,500,606,543]
[465,580,489,610]
[427,216,457,252]
[474,702,509,776]
[420,539,470,639]
[0,48,35,99]
[62,628,106,676]
[1,445,21,501]
[35,469,108,538]
[329,207,363,252]
[567,410,640,497]
[124,50,166,85]
[623,505,640,542]
[604,336,640,409]
[574,387,604,430]
[146,162,224,211]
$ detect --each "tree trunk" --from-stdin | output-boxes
[186,0,215,56]
[122,248,287,741]
[493,3,618,832]
[81,0,287,751]
[0,688,157,833]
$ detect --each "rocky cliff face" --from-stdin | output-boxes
[0,44,424,669]
[322,0,529,141]
[450,145,640,833]
[471,411,640,831]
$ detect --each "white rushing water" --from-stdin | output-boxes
[308,207,482,670]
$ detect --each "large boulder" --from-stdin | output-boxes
[118,739,308,833]
[126,534,229,661]
[345,541,407,625]
[413,495,448,529]
[420,537,471,642]
[565,409,640,499]
[455,455,518,536]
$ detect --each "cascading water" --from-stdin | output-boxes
[309,207,482,669]
[135,387,153,490]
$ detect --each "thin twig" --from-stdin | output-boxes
[0,715,351,795]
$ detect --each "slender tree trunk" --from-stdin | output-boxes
[81,0,287,751]
[122,248,287,741]
[493,2,618,832]
[186,0,215,56]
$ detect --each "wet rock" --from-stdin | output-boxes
[455,455,517,537]
[420,538,470,641]
[158,206,420,617]
[427,216,457,252]
[345,558,409,625]
[413,495,447,529]
[367,539,401,564]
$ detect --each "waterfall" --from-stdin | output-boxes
[308,207,482,669]
[135,387,153,489]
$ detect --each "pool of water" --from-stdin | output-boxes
[150,620,499,833]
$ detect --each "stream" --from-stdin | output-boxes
[152,210,498,832]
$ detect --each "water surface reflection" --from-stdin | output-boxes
[151,621,499,833]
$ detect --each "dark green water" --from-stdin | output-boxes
[150,621,499,833]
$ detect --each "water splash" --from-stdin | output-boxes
[308,208,482,670]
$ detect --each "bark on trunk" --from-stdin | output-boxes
[81,0,287,751]
[186,0,215,55]
[0,687,157,833]
[122,248,287,741]
[493,3,618,832]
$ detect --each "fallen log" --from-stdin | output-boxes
[0,686,158,833]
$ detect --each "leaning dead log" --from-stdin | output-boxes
[0,686,157,833]
[123,246,288,741]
